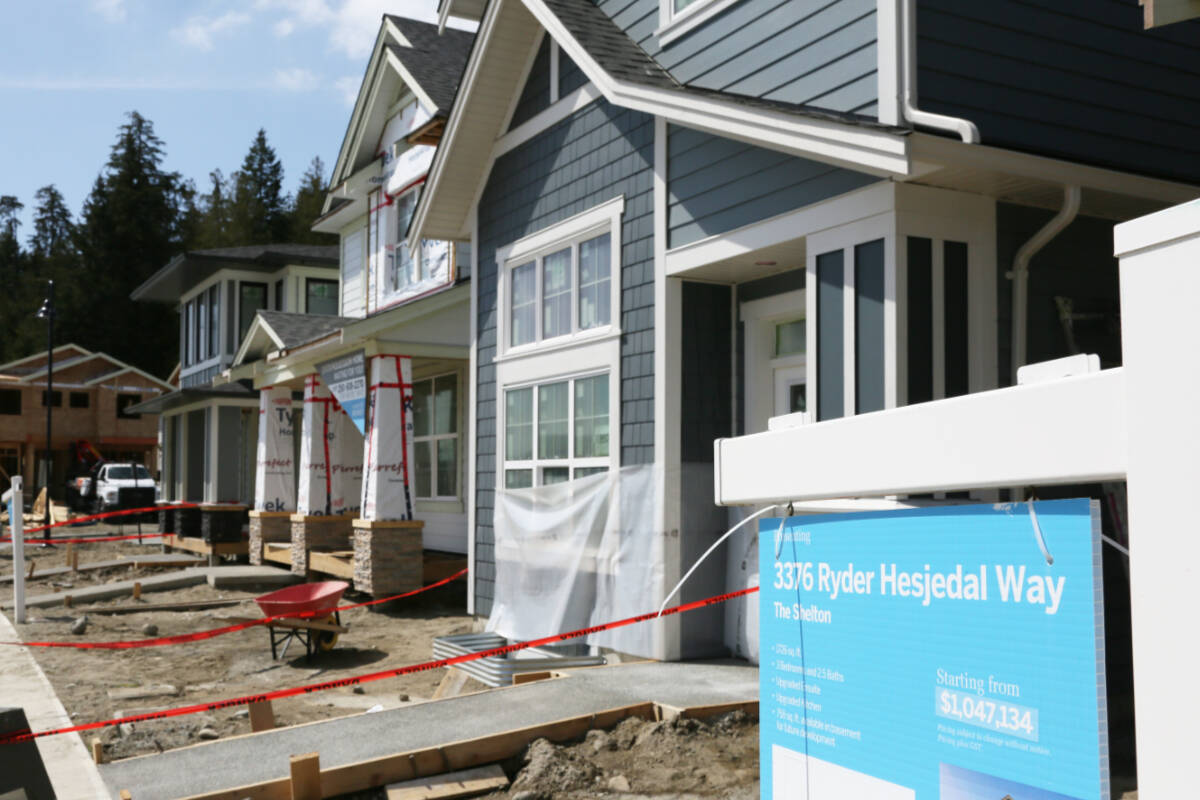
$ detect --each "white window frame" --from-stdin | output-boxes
[496,196,624,362]
[740,289,807,434]
[656,0,742,47]
[390,187,420,294]
[500,369,615,489]
[412,371,462,502]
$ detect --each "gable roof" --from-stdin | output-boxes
[132,244,338,303]
[0,345,174,393]
[234,311,354,366]
[384,16,475,114]
[411,0,913,243]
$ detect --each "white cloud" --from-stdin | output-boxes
[171,10,252,51]
[274,67,318,92]
[258,0,439,60]
[91,0,126,23]
[334,75,361,107]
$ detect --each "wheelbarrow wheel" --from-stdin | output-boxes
[315,615,339,652]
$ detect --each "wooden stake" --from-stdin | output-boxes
[248,700,275,733]
[119,791,132,800]
[92,738,104,764]
[132,582,142,600]
[26,560,35,579]
[68,542,78,572]
[289,752,321,800]
[64,595,72,609]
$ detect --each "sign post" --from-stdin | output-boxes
[4,476,25,624]
[760,500,1107,800]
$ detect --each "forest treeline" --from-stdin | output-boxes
[0,111,334,378]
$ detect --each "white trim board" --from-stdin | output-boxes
[656,0,742,46]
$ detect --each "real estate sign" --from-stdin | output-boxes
[316,350,368,435]
[760,500,1108,800]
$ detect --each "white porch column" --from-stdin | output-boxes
[254,385,297,512]
[360,354,416,521]
[297,375,335,516]
[1115,205,1200,796]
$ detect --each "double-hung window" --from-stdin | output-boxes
[390,190,418,293]
[412,373,458,499]
[503,373,609,488]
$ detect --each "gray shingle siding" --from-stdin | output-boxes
[509,36,552,131]
[595,0,879,116]
[667,124,878,248]
[474,98,656,613]
[917,0,1200,184]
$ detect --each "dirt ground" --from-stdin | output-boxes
[1,527,475,762]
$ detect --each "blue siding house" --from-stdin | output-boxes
[413,0,1198,718]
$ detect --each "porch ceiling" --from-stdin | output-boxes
[673,238,807,284]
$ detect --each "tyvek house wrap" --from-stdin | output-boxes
[361,354,417,521]
[254,385,296,512]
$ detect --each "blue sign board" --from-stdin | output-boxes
[760,500,1108,800]
[316,350,368,436]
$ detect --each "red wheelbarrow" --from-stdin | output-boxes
[254,581,350,660]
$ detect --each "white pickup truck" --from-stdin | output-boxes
[81,463,159,513]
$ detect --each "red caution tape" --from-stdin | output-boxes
[2,503,200,539]
[0,584,758,745]
[0,569,468,651]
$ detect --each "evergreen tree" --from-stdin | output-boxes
[29,185,74,258]
[0,195,22,272]
[290,156,336,245]
[230,129,287,244]
[76,111,186,377]
[0,196,26,362]
[193,169,233,248]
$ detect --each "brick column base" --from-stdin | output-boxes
[248,511,292,566]
[289,514,355,575]
[352,519,424,597]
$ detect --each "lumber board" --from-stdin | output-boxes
[655,699,759,722]
[179,702,658,800]
[307,551,354,579]
[263,544,292,566]
[289,752,321,800]
[84,597,248,615]
[384,764,508,799]
[163,535,247,557]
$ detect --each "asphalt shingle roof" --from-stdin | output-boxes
[255,311,353,350]
[184,244,338,266]
[384,16,475,115]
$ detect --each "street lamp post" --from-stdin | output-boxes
[36,280,55,545]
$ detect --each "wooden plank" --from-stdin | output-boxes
[92,738,104,764]
[161,536,248,558]
[655,699,759,722]
[384,764,508,799]
[180,703,658,800]
[263,545,292,567]
[289,753,321,800]
[249,700,275,733]
[86,598,247,615]
[307,551,354,579]
[511,671,552,686]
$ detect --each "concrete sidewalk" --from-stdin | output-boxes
[4,565,298,609]
[0,610,110,799]
[100,660,758,800]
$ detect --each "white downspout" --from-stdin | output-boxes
[1010,185,1082,382]
[899,0,979,143]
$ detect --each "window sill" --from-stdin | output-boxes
[656,0,742,47]
[415,498,464,514]
[495,328,622,366]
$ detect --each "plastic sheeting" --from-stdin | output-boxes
[360,354,416,521]
[488,464,664,659]
[331,408,363,517]
[254,385,295,512]
[297,376,334,516]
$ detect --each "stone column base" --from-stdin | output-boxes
[248,511,292,566]
[289,514,355,576]
[352,518,425,597]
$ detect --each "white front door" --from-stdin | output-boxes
[774,365,807,417]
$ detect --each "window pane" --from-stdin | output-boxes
[412,379,432,437]
[239,283,267,343]
[578,233,610,329]
[537,382,568,459]
[511,262,535,346]
[434,374,457,434]
[575,466,608,480]
[505,388,533,461]
[505,469,532,489]
[197,292,207,361]
[542,248,572,338]
[209,286,220,355]
[307,279,339,315]
[775,320,805,357]
[573,374,609,458]
[542,467,570,485]
[414,440,432,498]
[437,438,457,497]
[674,0,699,10]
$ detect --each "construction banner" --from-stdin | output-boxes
[253,386,295,512]
[332,402,364,517]
[360,354,415,521]
[316,349,368,436]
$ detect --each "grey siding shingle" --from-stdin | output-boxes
[475,99,655,612]
[509,36,552,131]
[667,125,878,248]
[917,0,1200,184]
[595,0,879,116]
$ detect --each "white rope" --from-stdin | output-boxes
[1027,499,1054,565]
[657,503,781,617]
[1103,534,1129,557]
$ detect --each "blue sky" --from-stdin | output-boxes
[0,0,456,237]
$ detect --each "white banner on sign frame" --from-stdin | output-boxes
[254,385,296,512]
[360,354,416,521]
